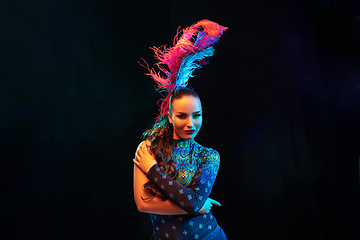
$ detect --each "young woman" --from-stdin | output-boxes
[133,20,227,240]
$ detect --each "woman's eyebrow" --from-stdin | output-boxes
[176,111,202,114]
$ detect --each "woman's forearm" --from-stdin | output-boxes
[136,195,187,215]
[133,164,187,215]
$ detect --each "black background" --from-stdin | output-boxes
[1,0,360,239]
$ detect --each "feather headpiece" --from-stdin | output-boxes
[142,19,227,122]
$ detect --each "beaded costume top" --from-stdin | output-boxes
[146,139,220,240]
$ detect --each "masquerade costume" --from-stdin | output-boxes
[147,139,226,240]
[140,20,227,239]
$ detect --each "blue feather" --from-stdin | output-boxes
[175,46,215,88]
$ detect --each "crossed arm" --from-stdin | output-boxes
[133,141,220,215]
[133,163,188,215]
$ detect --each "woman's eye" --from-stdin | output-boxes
[193,114,202,118]
[177,115,186,119]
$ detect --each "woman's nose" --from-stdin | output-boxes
[187,117,194,127]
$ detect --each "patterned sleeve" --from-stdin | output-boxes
[146,148,220,214]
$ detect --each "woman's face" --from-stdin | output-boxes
[168,95,203,140]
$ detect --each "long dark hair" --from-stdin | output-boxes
[141,88,200,200]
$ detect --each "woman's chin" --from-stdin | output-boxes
[173,131,198,140]
[181,133,197,140]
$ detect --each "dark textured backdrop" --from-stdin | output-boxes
[1,0,360,239]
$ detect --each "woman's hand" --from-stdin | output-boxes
[198,198,221,214]
[133,142,157,174]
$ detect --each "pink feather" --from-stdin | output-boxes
[141,19,227,122]
[146,19,227,90]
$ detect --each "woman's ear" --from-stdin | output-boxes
[167,111,172,124]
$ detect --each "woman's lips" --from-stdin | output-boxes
[185,130,195,134]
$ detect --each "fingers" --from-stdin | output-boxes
[135,151,141,163]
[198,209,206,214]
[140,144,153,155]
[140,144,146,152]
[198,207,209,215]
[135,141,152,158]
[136,145,147,159]
[207,204,212,213]
[209,198,221,207]
[133,158,139,166]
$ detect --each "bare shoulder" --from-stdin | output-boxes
[135,140,152,158]
[136,140,151,149]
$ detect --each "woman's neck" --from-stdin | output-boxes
[172,138,194,148]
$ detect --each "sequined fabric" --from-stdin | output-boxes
[146,139,223,240]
